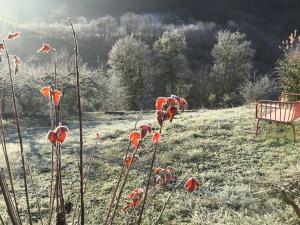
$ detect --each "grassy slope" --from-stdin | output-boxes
[0,106,300,225]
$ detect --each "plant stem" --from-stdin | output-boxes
[57,144,67,223]
[72,140,100,225]
[153,172,190,225]
[48,49,58,225]
[280,188,300,220]
[103,142,130,225]
[0,101,22,224]
[25,158,44,225]
[68,18,85,225]
[136,143,158,225]
[109,143,141,225]
[3,40,32,225]
[104,111,142,225]
[136,127,162,225]
[0,213,4,225]
[0,169,20,225]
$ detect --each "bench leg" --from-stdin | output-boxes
[292,124,296,143]
[256,119,260,137]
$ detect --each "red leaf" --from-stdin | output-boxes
[47,125,69,144]
[123,153,139,169]
[179,98,188,112]
[7,32,20,40]
[156,110,167,127]
[37,43,51,53]
[140,124,151,139]
[167,97,178,107]
[167,106,177,122]
[184,178,201,192]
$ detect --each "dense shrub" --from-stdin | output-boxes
[210,30,255,107]
[276,50,300,94]
[0,52,110,116]
[240,73,279,103]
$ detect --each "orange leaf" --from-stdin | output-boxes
[154,167,163,174]
[155,97,167,110]
[129,131,141,141]
[152,131,161,144]
[41,86,51,97]
[131,138,140,149]
[52,90,62,106]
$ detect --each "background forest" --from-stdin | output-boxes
[1,0,299,114]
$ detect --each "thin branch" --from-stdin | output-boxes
[68,18,85,225]
[3,40,32,225]
[280,188,300,220]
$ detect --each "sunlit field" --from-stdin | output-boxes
[1,107,300,224]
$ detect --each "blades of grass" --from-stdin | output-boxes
[3,40,32,225]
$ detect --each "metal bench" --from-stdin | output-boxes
[255,93,300,142]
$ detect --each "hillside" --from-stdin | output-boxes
[0,106,300,224]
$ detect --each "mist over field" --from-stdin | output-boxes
[1,0,299,70]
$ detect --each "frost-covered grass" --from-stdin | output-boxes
[1,106,300,224]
